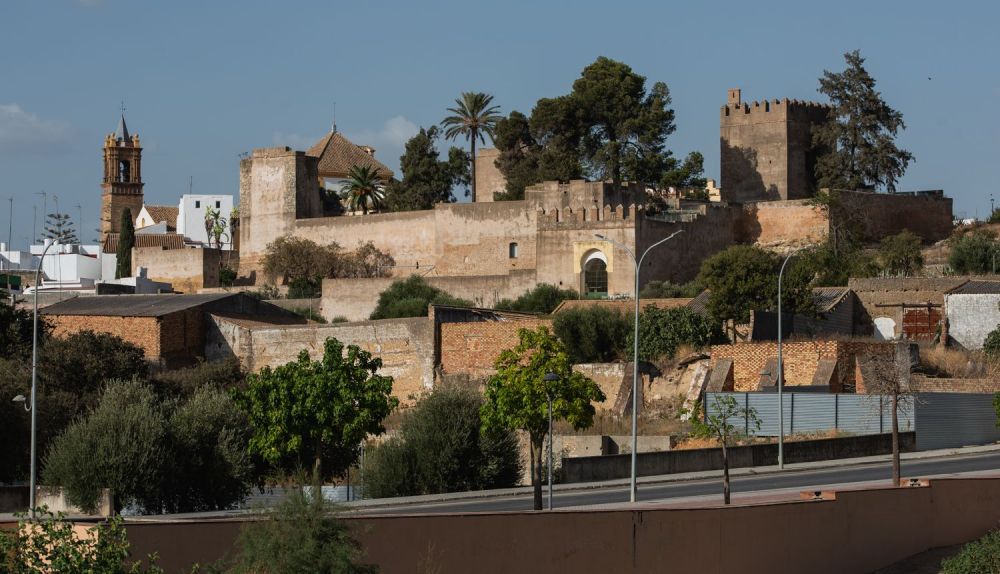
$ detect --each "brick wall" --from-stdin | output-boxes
[440,318,553,379]
[910,376,1000,393]
[46,314,163,358]
[158,307,205,359]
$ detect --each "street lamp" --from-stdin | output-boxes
[776,248,801,470]
[543,371,559,511]
[12,394,29,411]
[28,239,58,519]
[594,230,683,503]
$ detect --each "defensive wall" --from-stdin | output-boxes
[838,189,953,243]
[123,477,1000,574]
[736,200,829,248]
[439,317,554,380]
[133,246,221,293]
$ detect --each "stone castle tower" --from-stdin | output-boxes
[719,88,831,203]
[100,113,144,242]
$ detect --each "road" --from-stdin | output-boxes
[348,450,1000,515]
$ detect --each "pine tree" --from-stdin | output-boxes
[115,209,134,279]
[813,50,914,192]
[44,213,78,244]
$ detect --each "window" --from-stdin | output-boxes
[509,242,519,259]
[195,201,201,208]
[118,160,130,183]
[215,201,221,208]
[584,258,608,296]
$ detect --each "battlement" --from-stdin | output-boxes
[721,97,831,119]
[537,203,639,226]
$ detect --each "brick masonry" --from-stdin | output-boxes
[439,318,553,379]
[47,314,164,359]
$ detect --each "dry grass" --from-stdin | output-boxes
[672,429,849,451]
[918,345,995,379]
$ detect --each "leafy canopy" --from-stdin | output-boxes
[876,230,924,277]
[369,275,472,320]
[627,306,727,362]
[813,50,914,192]
[441,91,503,203]
[385,125,469,211]
[552,306,630,364]
[949,229,999,275]
[494,283,578,314]
[236,337,398,485]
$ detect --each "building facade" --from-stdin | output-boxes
[100,113,145,243]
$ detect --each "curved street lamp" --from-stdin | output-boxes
[776,248,802,470]
[595,230,683,503]
[28,239,58,518]
[543,371,559,511]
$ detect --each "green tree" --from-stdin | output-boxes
[693,394,760,505]
[262,236,332,286]
[341,165,386,215]
[385,126,470,211]
[41,329,148,400]
[492,110,581,201]
[441,92,502,203]
[0,508,165,573]
[43,379,169,513]
[697,245,814,336]
[494,283,578,314]
[813,50,914,192]
[115,207,135,279]
[0,296,43,360]
[551,306,630,364]
[659,150,708,191]
[363,386,521,498]
[627,306,727,362]
[236,337,398,489]
[226,490,376,574]
[949,229,999,275]
[480,327,605,510]
[638,280,701,299]
[801,240,878,286]
[44,212,79,244]
[369,275,472,320]
[876,230,924,277]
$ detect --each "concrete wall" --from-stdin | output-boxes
[564,432,915,483]
[121,477,1000,574]
[945,292,1000,350]
[133,247,221,293]
[207,317,435,403]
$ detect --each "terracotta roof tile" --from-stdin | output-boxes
[141,205,179,229]
[102,233,187,254]
[307,131,394,180]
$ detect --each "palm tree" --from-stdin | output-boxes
[441,92,502,203]
[342,165,385,215]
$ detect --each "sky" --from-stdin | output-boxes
[1,0,998,247]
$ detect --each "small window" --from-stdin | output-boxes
[215,201,221,208]
[509,242,519,259]
[195,200,201,208]
[584,259,608,296]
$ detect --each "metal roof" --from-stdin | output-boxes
[41,293,238,317]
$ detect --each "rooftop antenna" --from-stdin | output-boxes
[332,102,337,134]
[189,176,193,195]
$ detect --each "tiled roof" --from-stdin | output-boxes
[141,205,178,230]
[102,233,187,254]
[307,131,394,180]
[947,280,1000,295]
[812,287,850,313]
[847,277,969,293]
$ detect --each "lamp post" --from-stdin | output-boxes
[29,239,57,519]
[543,372,559,511]
[595,230,683,502]
[776,249,800,470]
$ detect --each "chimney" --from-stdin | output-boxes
[727,88,741,106]
[360,145,375,157]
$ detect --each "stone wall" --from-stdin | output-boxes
[738,200,829,247]
[473,147,505,202]
[572,363,627,408]
[837,190,953,243]
[439,317,553,379]
[133,247,221,293]
[945,292,1000,350]
[849,277,965,339]
[46,314,164,358]
[637,205,738,284]
[208,317,435,403]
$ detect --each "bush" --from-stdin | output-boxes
[363,386,521,498]
[41,330,148,400]
[552,307,630,364]
[941,528,1000,573]
[219,264,237,287]
[246,284,281,300]
[639,280,701,299]
[289,306,327,323]
[151,357,245,398]
[495,284,578,314]
[0,298,43,361]
[876,230,924,277]
[949,229,999,275]
[370,275,473,319]
[985,327,1000,359]
[627,306,727,361]
[287,277,321,299]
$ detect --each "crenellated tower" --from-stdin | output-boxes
[719,88,832,203]
[100,112,145,242]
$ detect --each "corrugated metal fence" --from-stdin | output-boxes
[706,392,1000,450]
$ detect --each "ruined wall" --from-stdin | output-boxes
[525,180,645,212]
[944,293,1000,350]
[837,190,953,243]
[46,315,163,358]
[211,317,435,403]
[474,147,505,202]
[637,205,738,284]
[849,277,965,340]
[133,247,220,293]
[738,200,829,248]
[439,318,553,379]
[573,363,627,408]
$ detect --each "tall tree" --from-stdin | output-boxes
[480,326,605,510]
[385,126,469,211]
[876,230,924,277]
[492,110,582,200]
[236,337,398,489]
[441,92,502,203]
[813,50,914,192]
[115,208,134,279]
[341,165,386,215]
[44,212,78,244]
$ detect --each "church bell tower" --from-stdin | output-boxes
[100,111,145,242]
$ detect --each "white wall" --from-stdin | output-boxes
[177,194,234,249]
[946,293,1000,350]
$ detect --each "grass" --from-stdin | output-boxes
[918,345,995,378]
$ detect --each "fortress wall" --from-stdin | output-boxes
[836,190,953,243]
[431,201,538,276]
[638,206,738,284]
[293,209,439,271]
[739,200,830,248]
[473,148,504,202]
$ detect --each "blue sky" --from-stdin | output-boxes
[1,0,997,246]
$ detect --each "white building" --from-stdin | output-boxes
[177,194,234,250]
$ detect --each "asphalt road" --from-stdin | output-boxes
[351,451,1000,515]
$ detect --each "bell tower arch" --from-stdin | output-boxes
[100,110,145,242]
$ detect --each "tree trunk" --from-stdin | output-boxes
[891,393,900,486]
[470,136,478,203]
[532,436,543,511]
[722,440,731,505]
[313,442,323,505]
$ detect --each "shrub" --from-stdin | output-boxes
[984,326,1000,359]
[151,357,245,398]
[639,280,701,299]
[0,298,43,361]
[876,230,924,277]
[495,284,578,314]
[941,528,1000,573]
[949,229,999,275]
[363,386,521,498]
[246,284,281,300]
[627,306,726,361]
[289,306,327,323]
[370,275,472,319]
[552,306,630,363]
[219,264,237,287]
[41,330,148,399]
